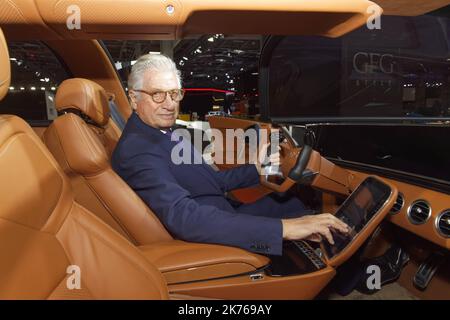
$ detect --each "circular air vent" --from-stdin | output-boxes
[407,200,431,225]
[435,210,450,238]
[390,193,404,215]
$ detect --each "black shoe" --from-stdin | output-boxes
[356,245,410,294]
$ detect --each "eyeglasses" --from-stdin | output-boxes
[133,89,185,103]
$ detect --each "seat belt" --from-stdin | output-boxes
[108,99,126,131]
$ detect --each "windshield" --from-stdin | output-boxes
[268,15,450,120]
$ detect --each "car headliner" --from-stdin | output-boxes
[0,0,402,41]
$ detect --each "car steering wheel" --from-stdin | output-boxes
[259,126,313,192]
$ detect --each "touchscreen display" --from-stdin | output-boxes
[323,177,391,259]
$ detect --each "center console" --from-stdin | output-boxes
[266,240,326,276]
[266,176,396,274]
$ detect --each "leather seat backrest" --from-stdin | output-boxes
[44,78,172,245]
[0,28,9,101]
[0,29,168,299]
[0,115,169,299]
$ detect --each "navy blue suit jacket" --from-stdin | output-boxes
[112,112,283,255]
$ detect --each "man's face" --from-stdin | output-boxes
[131,69,180,130]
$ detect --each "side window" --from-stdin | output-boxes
[0,41,70,121]
[102,38,261,121]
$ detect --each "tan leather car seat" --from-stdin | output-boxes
[43,78,172,245]
[51,78,121,157]
[0,28,168,299]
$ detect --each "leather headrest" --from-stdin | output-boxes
[55,78,110,126]
[0,115,73,233]
[45,113,109,176]
[0,28,10,101]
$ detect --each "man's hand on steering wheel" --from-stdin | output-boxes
[254,142,281,175]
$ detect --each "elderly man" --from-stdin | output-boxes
[112,54,349,256]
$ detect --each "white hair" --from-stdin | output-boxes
[128,54,182,99]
